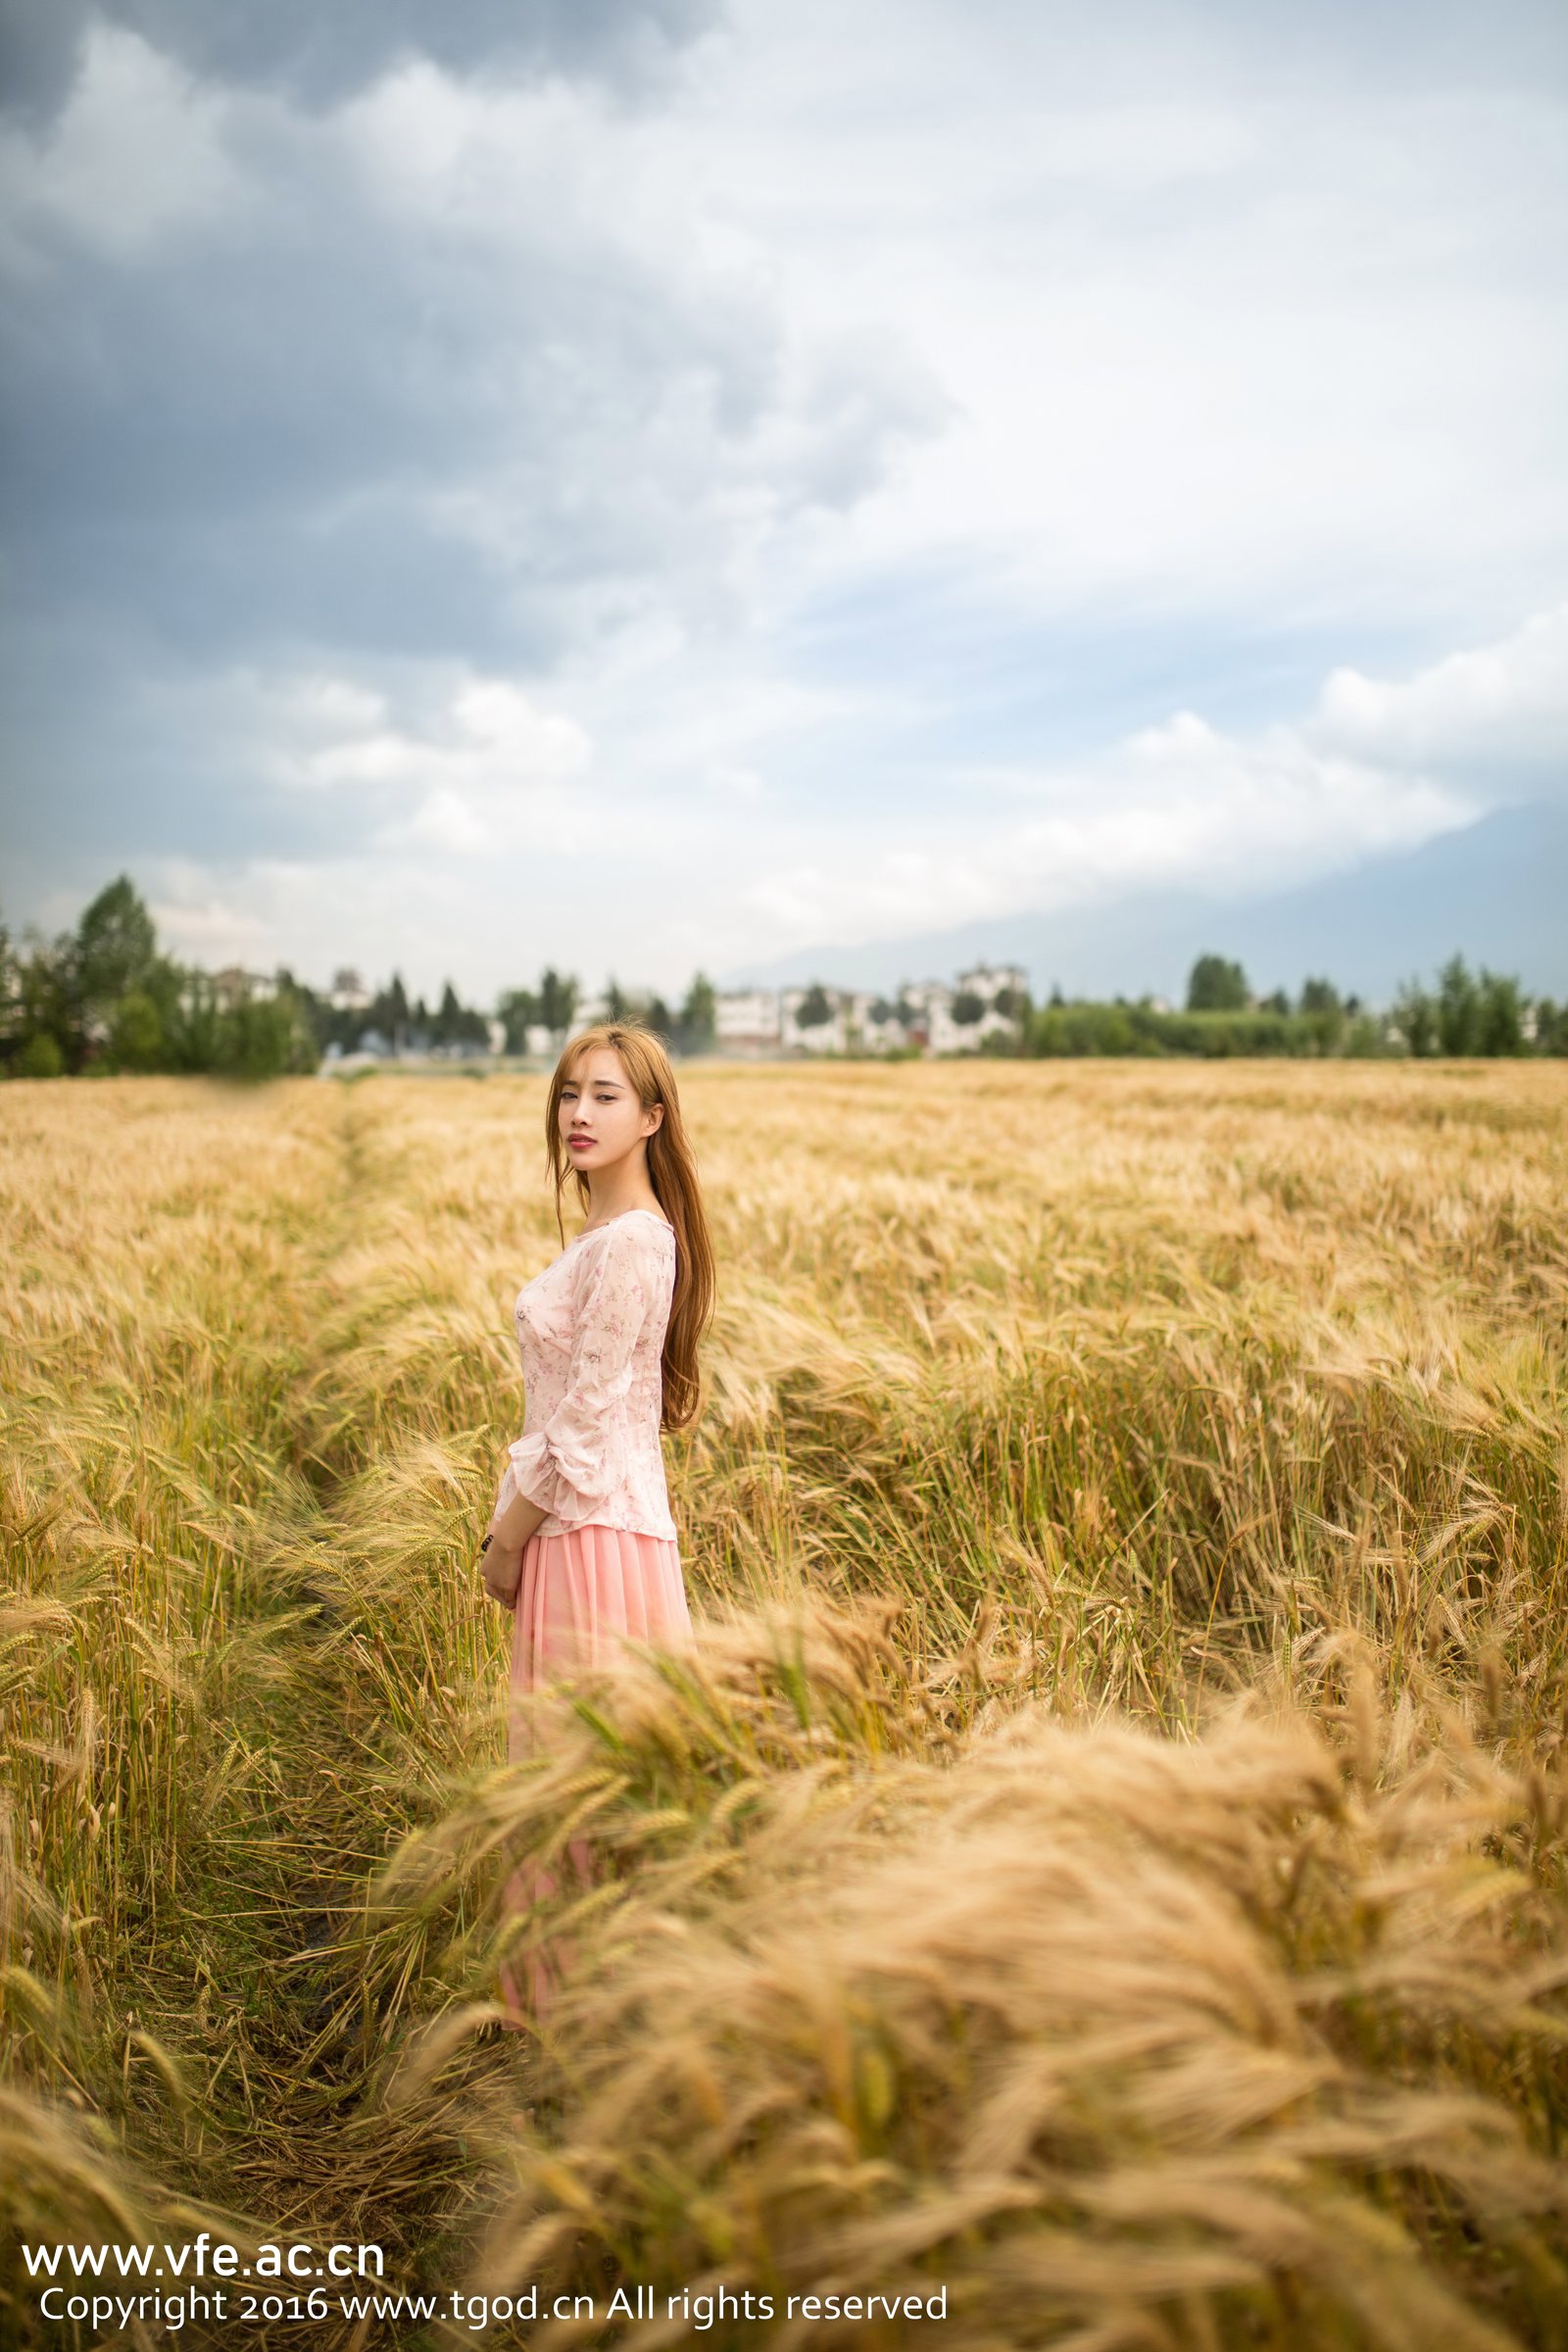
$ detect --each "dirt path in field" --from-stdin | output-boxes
[169,1084,500,2341]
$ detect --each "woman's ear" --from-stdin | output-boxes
[645,1101,665,1136]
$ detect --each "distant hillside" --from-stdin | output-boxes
[723,801,1568,1003]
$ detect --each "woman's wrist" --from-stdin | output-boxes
[491,1485,549,1551]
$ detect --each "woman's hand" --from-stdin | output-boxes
[480,1532,524,1607]
[479,1479,549,1606]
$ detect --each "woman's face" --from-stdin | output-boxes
[559,1045,663,1176]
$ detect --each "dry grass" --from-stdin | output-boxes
[3,1060,1567,2347]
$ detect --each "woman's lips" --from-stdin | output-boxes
[568,1135,595,1149]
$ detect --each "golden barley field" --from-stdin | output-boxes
[4,1060,1568,2350]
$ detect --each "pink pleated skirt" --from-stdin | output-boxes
[499,1524,690,2028]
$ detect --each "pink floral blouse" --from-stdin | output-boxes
[496,1207,679,1542]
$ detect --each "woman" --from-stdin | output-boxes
[480,1021,713,2020]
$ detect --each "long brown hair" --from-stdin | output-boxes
[544,1022,714,1431]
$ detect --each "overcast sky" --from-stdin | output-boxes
[2,0,1565,1000]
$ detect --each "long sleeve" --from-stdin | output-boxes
[501,1221,662,1528]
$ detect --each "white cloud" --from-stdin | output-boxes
[686,1,1568,627]
[280,675,390,736]
[1315,603,1568,785]
[722,595,1567,959]
[1022,101,1257,190]
[450,679,591,766]
[736,707,1475,954]
[290,671,594,859]
[390,786,491,857]
[704,761,768,801]
[0,24,245,268]
[55,598,1559,997]
[148,878,270,964]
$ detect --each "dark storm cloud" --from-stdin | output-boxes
[0,23,945,677]
[0,9,942,906]
[0,0,724,119]
[0,102,927,675]
[0,0,80,120]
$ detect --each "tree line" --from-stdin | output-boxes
[0,878,719,1077]
[0,878,319,1079]
[1010,954,1567,1059]
[3,878,1564,1077]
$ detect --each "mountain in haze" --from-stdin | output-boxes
[723,801,1567,1004]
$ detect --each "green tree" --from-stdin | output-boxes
[379,972,411,1053]
[9,930,78,1073]
[797,982,833,1030]
[678,972,716,1054]
[214,989,318,1079]
[17,1031,64,1078]
[433,982,460,1046]
[76,875,157,1006]
[1533,999,1568,1055]
[276,968,333,1059]
[431,980,490,1050]
[951,990,986,1026]
[1437,955,1481,1055]
[539,968,577,1036]
[1298,976,1344,1054]
[1476,969,1525,1056]
[497,986,541,1054]
[1030,1006,1067,1055]
[0,915,23,1065]
[163,969,218,1071]
[1391,980,1438,1057]
[1343,1011,1387,1058]
[1187,955,1249,1012]
[110,990,165,1071]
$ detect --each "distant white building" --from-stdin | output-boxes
[702,965,1030,1058]
[895,980,963,1054]
[956,961,1026,1004]
[781,986,849,1054]
[953,962,1028,1050]
[714,989,783,1054]
[213,965,279,1010]
[845,992,907,1054]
